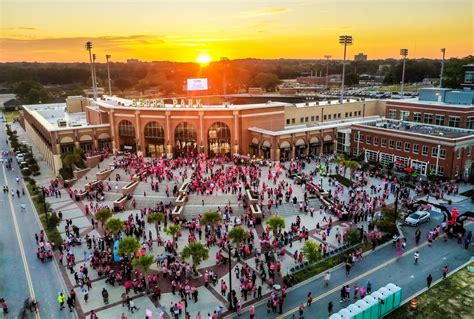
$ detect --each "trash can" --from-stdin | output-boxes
[362,295,378,319]
[385,283,402,308]
[347,303,364,319]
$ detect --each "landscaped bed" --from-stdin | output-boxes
[385,262,474,319]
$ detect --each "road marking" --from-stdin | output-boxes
[277,241,430,319]
[2,165,40,319]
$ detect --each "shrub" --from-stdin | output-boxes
[346,228,362,245]
[330,174,353,188]
[47,212,61,229]
[59,167,73,180]
[374,208,398,235]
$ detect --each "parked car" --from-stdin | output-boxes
[16,153,25,162]
[405,210,431,226]
[19,161,28,169]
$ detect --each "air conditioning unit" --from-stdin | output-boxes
[69,122,82,127]
[57,119,67,127]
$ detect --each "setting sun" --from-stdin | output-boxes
[196,53,212,64]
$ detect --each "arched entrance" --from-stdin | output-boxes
[118,120,136,152]
[261,141,271,159]
[175,122,197,156]
[208,122,231,156]
[309,136,320,156]
[280,141,291,161]
[323,135,334,153]
[250,137,259,157]
[295,139,306,158]
[144,121,165,158]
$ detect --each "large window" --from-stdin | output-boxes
[175,122,197,154]
[404,142,410,152]
[413,112,422,122]
[422,145,428,156]
[465,71,474,83]
[396,141,402,150]
[432,147,446,159]
[144,121,165,157]
[467,117,474,129]
[400,111,410,121]
[413,144,419,154]
[388,139,394,149]
[208,122,231,156]
[448,116,460,128]
[388,109,397,119]
[435,115,445,126]
[118,120,135,137]
[423,113,433,124]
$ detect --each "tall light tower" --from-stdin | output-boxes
[439,48,446,88]
[92,53,98,98]
[324,55,332,90]
[400,48,408,98]
[339,35,353,103]
[220,57,229,97]
[85,42,98,100]
[106,54,112,96]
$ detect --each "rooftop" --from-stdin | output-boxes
[357,119,474,139]
[23,103,109,131]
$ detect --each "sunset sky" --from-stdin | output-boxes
[1,0,472,63]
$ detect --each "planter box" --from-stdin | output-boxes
[178,181,190,196]
[250,203,262,218]
[132,170,150,182]
[85,154,102,168]
[171,205,184,220]
[246,189,258,205]
[96,168,114,181]
[73,167,90,180]
[122,180,139,196]
[113,195,128,212]
[175,194,186,207]
[75,190,87,201]
[85,180,101,192]
[63,177,77,188]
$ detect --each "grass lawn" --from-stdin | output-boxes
[386,262,474,319]
[3,110,19,122]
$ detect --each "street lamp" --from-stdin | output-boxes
[356,130,361,157]
[435,144,441,176]
[85,42,98,100]
[324,55,332,89]
[400,49,408,98]
[106,54,113,96]
[439,48,446,88]
[42,187,48,222]
[227,243,233,310]
[339,35,353,103]
[92,53,98,98]
[220,57,229,97]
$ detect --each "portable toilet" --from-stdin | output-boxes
[354,299,370,319]
[329,314,343,319]
[378,287,393,312]
[347,303,364,319]
[362,295,378,319]
[338,308,353,319]
[370,291,386,317]
[386,283,402,307]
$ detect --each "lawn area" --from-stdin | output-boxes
[386,262,474,319]
[3,110,19,122]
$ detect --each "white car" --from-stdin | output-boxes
[405,210,431,226]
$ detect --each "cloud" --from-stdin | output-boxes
[2,26,37,31]
[240,7,289,18]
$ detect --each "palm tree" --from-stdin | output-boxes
[301,240,321,263]
[344,159,360,178]
[201,211,222,234]
[165,224,181,246]
[61,148,83,169]
[95,208,113,228]
[118,236,140,260]
[266,215,286,237]
[228,226,249,259]
[131,254,155,291]
[106,218,124,239]
[181,242,209,275]
[147,212,165,236]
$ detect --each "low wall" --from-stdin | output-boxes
[73,167,90,180]
[122,180,139,196]
[96,168,114,181]
[171,205,184,220]
[85,155,102,168]
[113,195,128,212]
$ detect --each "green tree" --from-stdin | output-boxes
[106,218,124,239]
[301,240,322,263]
[131,254,155,289]
[374,208,398,235]
[114,78,132,94]
[165,224,181,245]
[181,242,209,275]
[346,228,362,246]
[61,148,83,169]
[252,72,281,91]
[201,211,222,234]
[228,226,249,248]
[118,236,141,259]
[147,212,165,236]
[95,208,113,227]
[266,215,286,237]
[344,73,359,86]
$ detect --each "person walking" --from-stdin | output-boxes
[328,301,333,314]
[414,251,419,265]
[426,274,433,288]
[57,292,65,310]
[306,292,312,307]
[324,271,331,287]
[442,266,449,279]
[415,229,421,245]
[249,305,255,319]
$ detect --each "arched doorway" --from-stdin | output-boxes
[250,137,259,157]
[144,121,165,158]
[175,122,197,156]
[208,122,231,156]
[323,135,334,153]
[295,139,306,158]
[118,120,136,152]
[280,141,291,161]
[309,136,320,156]
[261,141,271,159]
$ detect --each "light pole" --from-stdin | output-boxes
[324,55,332,90]
[42,187,48,222]
[356,130,361,157]
[106,54,112,96]
[220,57,229,97]
[339,35,352,103]
[439,48,446,88]
[435,144,441,176]
[400,49,408,98]
[227,243,233,310]
[92,53,98,98]
[85,42,98,100]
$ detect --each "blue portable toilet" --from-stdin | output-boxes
[370,291,386,318]
[347,303,364,319]
[385,283,402,307]
[378,287,393,312]
[338,308,353,319]
[329,313,343,319]
[362,295,378,319]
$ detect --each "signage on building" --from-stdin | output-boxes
[187,78,208,91]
